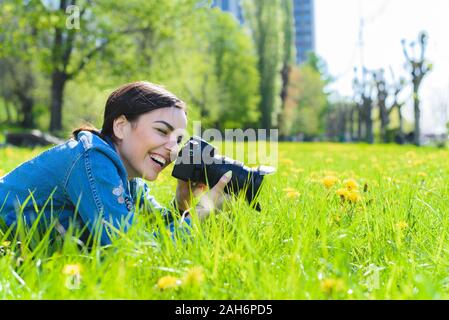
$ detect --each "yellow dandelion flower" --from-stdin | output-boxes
[290,168,304,174]
[344,179,359,191]
[417,172,427,178]
[5,148,13,157]
[336,188,349,199]
[1,241,11,247]
[322,176,339,188]
[283,187,297,193]
[62,264,81,276]
[286,191,300,199]
[396,221,409,230]
[346,190,362,203]
[157,275,182,289]
[182,267,205,286]
[280,159,294,166]
[405,151,416,158]
[320,278,345,294]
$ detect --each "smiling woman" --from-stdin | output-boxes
[0,81,232,247]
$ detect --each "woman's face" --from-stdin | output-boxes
[113,107,187,181]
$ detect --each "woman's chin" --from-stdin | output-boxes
[143,171,158,181]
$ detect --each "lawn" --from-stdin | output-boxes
[1,142,449,299]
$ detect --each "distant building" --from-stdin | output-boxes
[293,0,315,64]
[212,0,315,65]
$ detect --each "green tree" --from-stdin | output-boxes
[1,0,261,134]
[141,6,260,131]
[3,0,201,133]
[0,1,43,128]
[206,9,260,129]
[402,31,432,146]
[291,64,327,136]
[279,0,296,115]
[242,0,284,129]
[282,53,331,138]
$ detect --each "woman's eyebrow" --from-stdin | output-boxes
[153,120,174,131]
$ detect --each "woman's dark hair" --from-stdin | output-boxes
[72,81,186,142]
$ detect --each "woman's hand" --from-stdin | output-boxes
[175,179,207,212]
[175,171,233,220]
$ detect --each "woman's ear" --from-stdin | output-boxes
[113,115,128,141]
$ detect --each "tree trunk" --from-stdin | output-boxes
[379,106,389,143]
[349,107,354,141]
[50,71,67,133]
[278,63,290,134]
[413,87,421,146]
[397,106,405,144]
[5,100,13,124]
[365,103,373,144]
[357,107,363,142]
[340,109,347,142]
[20,95,35,128]
[280,63,290,106]
[366,119,373,143]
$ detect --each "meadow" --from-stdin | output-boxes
[1,142,449,299]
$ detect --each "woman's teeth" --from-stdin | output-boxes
[150,154,166,167]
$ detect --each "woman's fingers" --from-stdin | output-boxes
[195,171,232,220]
[208,171,232,202]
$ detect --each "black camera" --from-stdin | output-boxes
[171,136,275,211]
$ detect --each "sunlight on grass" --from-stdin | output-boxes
[1,142,449,299]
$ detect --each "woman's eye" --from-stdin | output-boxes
[157,128,167,135]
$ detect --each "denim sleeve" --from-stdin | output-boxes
[65,149,134,246]
[131,178,192,239]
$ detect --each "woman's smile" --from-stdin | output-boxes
[147,152,170,172]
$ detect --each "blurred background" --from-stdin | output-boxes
[0,0,448,146]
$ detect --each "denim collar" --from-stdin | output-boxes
[99,132,131,183]
[100,132,116,152]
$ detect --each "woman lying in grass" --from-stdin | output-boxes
[0,81,232,247]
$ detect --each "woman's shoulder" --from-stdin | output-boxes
[71,130,125,169]
[62,131,128,184]
[75,130,113,152]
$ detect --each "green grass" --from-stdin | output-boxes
[1,142,449,299]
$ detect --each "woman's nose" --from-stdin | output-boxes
[165,136,178,152]
[166,140,179,161]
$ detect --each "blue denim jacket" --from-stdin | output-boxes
[0,131,190,246]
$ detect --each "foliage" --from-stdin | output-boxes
[242,0,285,129]
[205,9,261,129]
[282,62,328,137]
[0,0,260,134]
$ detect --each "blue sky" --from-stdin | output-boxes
[315,0,449,134]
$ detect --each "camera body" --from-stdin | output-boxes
[171,136,274,211]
